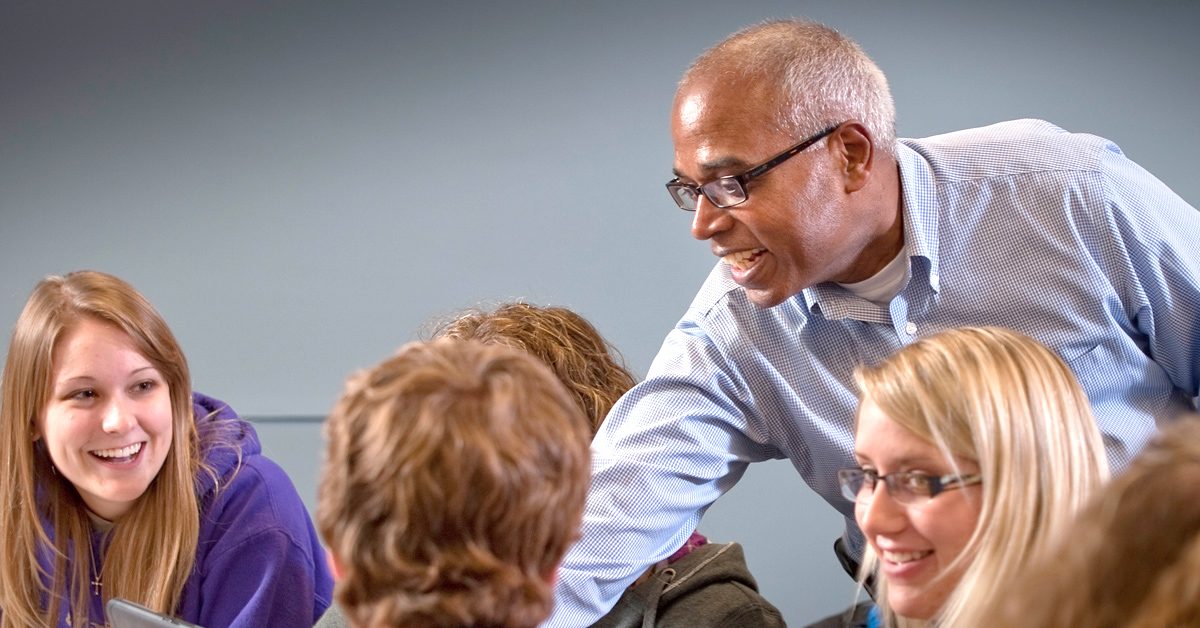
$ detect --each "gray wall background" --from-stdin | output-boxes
[3,1,1197,624]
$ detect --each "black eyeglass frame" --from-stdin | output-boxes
[666,123,844,211]
[837,467,983,506]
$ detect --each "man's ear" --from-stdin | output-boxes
[835,122,874,193]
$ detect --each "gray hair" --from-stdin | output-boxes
[681,20,897,158]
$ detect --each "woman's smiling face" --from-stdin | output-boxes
[854,397,983,620]
[38,317,173,520]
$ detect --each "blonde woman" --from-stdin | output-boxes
[835,327,1108,627]
[0,271,332,627]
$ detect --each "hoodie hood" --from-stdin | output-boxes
[191,391,259,498]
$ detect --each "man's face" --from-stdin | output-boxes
[671,80,874,308]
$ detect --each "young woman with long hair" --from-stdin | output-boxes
[0,270,332,627]
[838,326,1109,627]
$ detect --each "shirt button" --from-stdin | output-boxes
[905,321,917,335]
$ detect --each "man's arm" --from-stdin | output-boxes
[545,322,777,626]
[1097,146,1200,399]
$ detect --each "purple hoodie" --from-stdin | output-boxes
[53,392,333,627]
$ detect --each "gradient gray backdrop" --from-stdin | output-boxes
[3,1,1198,624]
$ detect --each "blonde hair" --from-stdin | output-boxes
[681,19,897,158]
[0,271,206,627]
[317,339,592,627]
[976,417,1200,627]
[853,327,1109,627]
[434,302,636,435]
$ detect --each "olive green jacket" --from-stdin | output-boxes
[590,542,785,628]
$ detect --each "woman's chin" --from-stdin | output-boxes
[886,588,944,621]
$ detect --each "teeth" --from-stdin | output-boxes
[883,550,931,564]
[722,248,766,271]
[93,442,143,459]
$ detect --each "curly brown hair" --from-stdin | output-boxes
[434,302,637,435]
[318,339,592,628]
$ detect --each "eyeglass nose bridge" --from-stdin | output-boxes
[850,470,921,506]
[869,475,910,504]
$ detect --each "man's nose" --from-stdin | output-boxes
[690,195,732,241]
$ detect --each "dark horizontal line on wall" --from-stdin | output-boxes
[244,415,325,424]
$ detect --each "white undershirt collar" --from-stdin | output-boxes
[837,245,909,305]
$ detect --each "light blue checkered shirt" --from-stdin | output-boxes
[546,119,1200,626]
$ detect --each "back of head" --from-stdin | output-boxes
[317,338,592,628]
[434,302,636,435]
[681,19,896,157]
[854,326,1108,626]
[981,417,1200,627]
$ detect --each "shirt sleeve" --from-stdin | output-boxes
[1096,144,1200,398]
[546,320,779,626]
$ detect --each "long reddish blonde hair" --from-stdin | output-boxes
[0,271,206,627]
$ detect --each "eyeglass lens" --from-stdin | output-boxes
[668,177,747,211]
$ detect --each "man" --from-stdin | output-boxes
[317,339,591,628]
[547,19,1200,626]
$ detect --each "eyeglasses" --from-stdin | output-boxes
[665,123,842,211]
[837,468,983,506]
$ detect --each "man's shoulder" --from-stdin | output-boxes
[900,118,1120,183]
[681,263,807,341]
[687,261,743,319]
